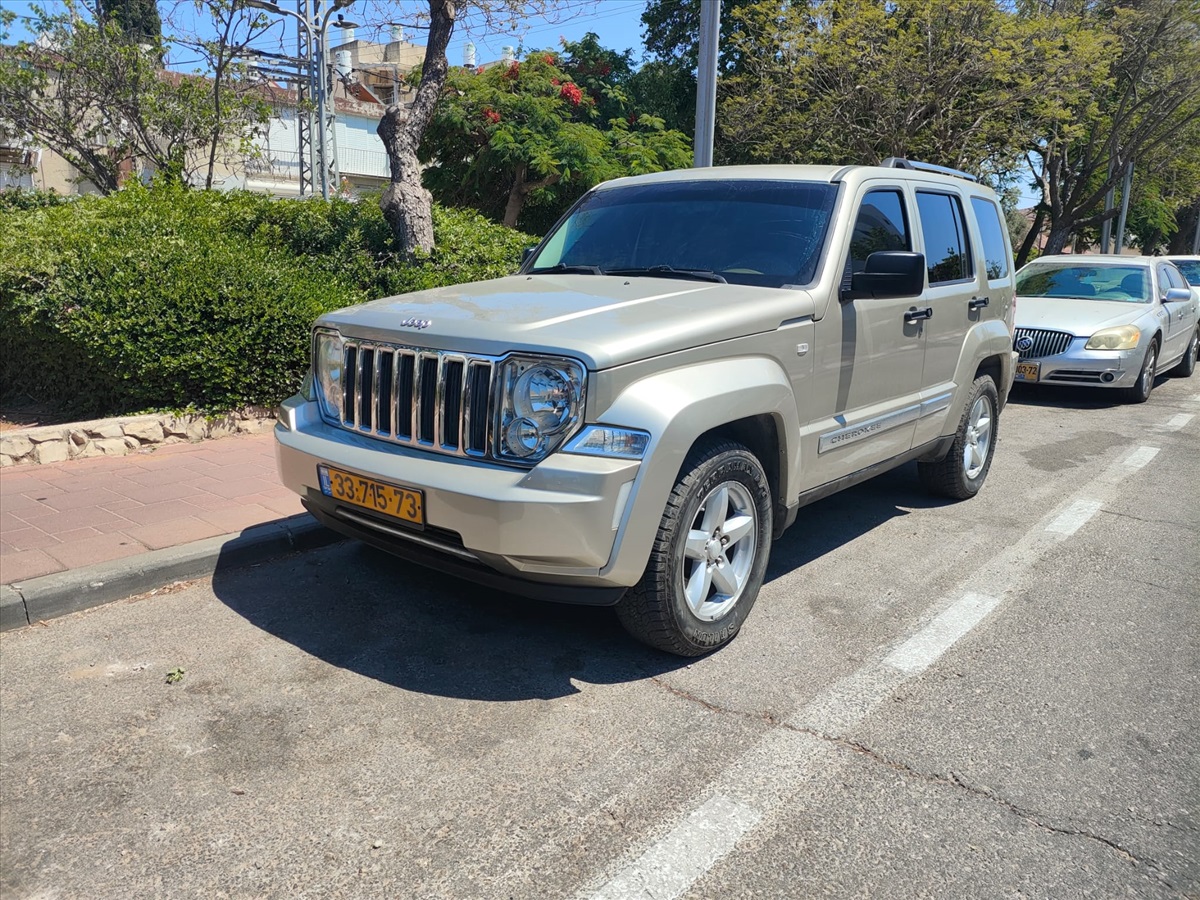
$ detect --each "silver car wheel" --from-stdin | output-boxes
[682,481,757,621]
[1139,344,1157,394]
[962,395,993,480]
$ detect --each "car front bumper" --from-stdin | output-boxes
[1013,340,1143,388]
[275,396,642,602]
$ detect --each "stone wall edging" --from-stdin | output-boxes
[0,407,276,467]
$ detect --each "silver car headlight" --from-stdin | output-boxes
[313,329,345,420]
[496,355,585,463]
[1085,325,1140,351]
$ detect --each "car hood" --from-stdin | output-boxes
[1015,296,1149,336]
[318,274,815,370]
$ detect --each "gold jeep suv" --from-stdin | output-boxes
[275,160,1018,656]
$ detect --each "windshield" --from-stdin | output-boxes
[1169,259,1200,284]
[1015,263,1151,303]
[528,179,839,289]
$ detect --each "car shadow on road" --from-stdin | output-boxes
[210,538,689,702]
[764,461,952,580]
[1007,378,1168,410]
[211,463,946,703]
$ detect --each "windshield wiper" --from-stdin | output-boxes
[605,265,727,284]
[529,263,607,276]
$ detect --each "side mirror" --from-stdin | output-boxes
[521,246,536,265]
[1163,287,1191,303]
[845,251,926,301]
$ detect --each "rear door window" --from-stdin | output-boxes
[970,197,1009,280]
[917,191,973,284]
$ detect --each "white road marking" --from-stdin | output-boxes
[1122,446,1160,469]
[590,796,761,900]
[1162,413,1194,431]
[1046,499,1104,536]
[883,593,1003,675]
[583,439,1164,900]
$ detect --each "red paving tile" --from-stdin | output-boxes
[0,432,302,584]
[116,499,210,527]
[195,504,280,533]
[124,517,224,550]
[44,532,147,569]
[1,548,63,582]
[2,527,62,552]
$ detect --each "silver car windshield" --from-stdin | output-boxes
[1016,263,1151,303]
[529,180,839,289]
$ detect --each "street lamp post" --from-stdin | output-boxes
[243,0,355,199]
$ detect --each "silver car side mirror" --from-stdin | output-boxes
[1163,287,1192,303]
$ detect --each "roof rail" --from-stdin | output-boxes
[879,157,978,183]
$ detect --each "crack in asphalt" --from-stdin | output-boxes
[652,677,1184,893]
[794,726,1186,893]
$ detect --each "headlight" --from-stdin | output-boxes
[313,329,345,420]
[1085,325,1140,351]
[497,356,585,462]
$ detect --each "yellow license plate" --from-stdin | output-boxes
[1015,361,1040,383]
[318,465,424,526]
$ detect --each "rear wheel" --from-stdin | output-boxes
[616,440,772,657]
[918,375,999,500]
[1171,328,1197,378]
[1121,340,1158,403]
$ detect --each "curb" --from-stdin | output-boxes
[0,514,342,632]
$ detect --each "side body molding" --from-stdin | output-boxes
[592,356,800,586]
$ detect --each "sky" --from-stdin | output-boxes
[0,0,652,69]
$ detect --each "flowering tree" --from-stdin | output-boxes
[419,42,690,230]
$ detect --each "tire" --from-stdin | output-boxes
[1171,328,1198,378]
[1120,340,1158,403]
[918,375,999,500]
[616,440,773,657]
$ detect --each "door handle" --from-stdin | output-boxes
[904,307,933,322]
[969,296,990,310]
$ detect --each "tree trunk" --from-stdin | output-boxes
[1042,220,1074,257]
[1015,206,1045,268]
[377,0,457,259]
[502,164,561,229]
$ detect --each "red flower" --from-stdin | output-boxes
[475,66,485,75]
[503,61,520,80]
[628,114,638,125]
[551,77,560,85]
[484,108,501,124]
[560,82,583,106]
[543,54,555,65]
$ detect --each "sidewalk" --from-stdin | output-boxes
[1,431,336,628]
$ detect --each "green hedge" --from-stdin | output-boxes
[0,184,534,418]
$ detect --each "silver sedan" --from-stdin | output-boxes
[1012,255,1199,402]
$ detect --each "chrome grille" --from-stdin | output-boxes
[340,340,495,458]
[1013,327,1074,360]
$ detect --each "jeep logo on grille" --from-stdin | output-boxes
[1015,336,1034,352]
[399,317,432,330]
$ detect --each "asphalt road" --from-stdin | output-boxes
[2,374,1198,900]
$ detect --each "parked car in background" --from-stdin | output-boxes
[1166,255,1200,301]
[1012,255,1199,402]
[277,160,1017,656]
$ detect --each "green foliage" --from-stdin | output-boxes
[420,40,691,232]
[99,0,163,49]
[0,189,69,212]
[0,185,534,418]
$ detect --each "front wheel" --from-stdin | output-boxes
[616,440,773,657]
[1120,340,1158,403]
[918,375,999,500]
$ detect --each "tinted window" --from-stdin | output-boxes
[1160,264,1186,292]
[970,197,1009,279]
[1016,263,1150,303]
[1170,259,1200,283]
[917,192,973,284]
[848,190,910,274]
[531,180,839,289]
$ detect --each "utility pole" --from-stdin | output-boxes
[296,0,313,197]
[694,0,720,168]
